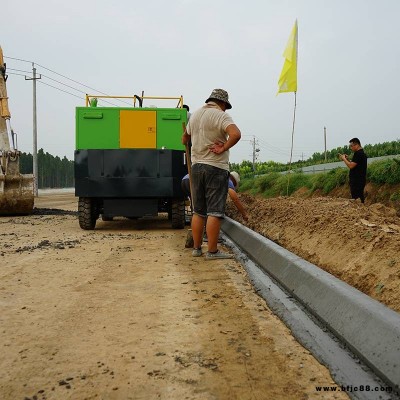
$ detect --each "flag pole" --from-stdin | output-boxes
[286,91,297,196]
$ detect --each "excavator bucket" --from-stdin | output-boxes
[0,45,34,216]
[0,169,34,215]
[0,152,34,215]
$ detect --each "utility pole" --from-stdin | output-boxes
[25,63,41,196]
[252,136,260,173]
[324,126,327,162]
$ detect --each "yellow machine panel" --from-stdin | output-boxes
[120,110,156,149]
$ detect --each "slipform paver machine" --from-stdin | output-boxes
[75,94,188,230]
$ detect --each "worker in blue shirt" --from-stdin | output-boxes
[182,171,248,221]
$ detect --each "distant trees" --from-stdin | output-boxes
[19,149,74,188]
[230,139,400,178]
[16,139,400,188]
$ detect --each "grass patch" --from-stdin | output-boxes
[368,159,400,184]
[239,158,400,201]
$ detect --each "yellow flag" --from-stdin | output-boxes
[277,20,298,94]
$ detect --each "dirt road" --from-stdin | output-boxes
[0,193,348,400]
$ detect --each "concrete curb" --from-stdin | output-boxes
[221,217,400,390]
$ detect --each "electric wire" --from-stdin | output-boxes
[8,71,121,106]
[7,68,32,74]
[35,62,132,106]
[7,72,27,78]
[37,80,121,106]
[36,80,83,100]
[5,55,133,106]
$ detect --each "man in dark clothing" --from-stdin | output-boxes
[339,138,368,203]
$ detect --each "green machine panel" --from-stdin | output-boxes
[76,108,120,150]
[156,108,187,150]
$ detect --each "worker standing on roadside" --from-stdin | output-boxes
[182,89,241,260]
[339,138,368,203]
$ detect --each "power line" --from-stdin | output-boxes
[37,80,121,106]
[9,67,121,106]
[243,134,318,161]
[8,72,121,106]
[8,67,32,74]
[39,73,87,94]
[5,55,133,106]
[4,55,32,64]
[37,80,85,100]
[7,72,28,78]
[253,137,304,158]
[35,62,132,106]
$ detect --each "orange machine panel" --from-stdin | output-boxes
[120,110,156,149]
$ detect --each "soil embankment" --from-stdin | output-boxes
[227,193,400,312]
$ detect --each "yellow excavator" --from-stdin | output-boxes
[0,46,34,215]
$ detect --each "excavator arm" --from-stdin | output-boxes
[0,46,34,215]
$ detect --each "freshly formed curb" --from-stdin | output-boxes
[222,217,400,390]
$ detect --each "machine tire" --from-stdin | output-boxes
[167,202,172,221]
[78,197,98,230]
[171,199,185,229]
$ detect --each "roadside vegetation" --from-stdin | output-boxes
[239,158,400,196]
[237,158,400,211]
[20,149,74,188]
[231,139,400,209]
[18,139,400,191]
[230,139,400,177]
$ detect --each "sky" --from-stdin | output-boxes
[2,0,400,164]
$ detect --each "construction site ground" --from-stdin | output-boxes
[2,189,399,399]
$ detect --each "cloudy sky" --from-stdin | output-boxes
[3,0,400,164]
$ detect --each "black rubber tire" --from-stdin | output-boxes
[78,197,98,230]
[167,202,172,221]
[171,199,185,229]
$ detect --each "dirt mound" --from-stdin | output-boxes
[226,194,400,312]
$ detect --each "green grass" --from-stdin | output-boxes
[368,159,400,185]
[239,158,400,198]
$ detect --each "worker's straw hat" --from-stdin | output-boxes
[205,88,232,109]
[230,171,240,187]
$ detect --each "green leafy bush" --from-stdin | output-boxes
[309,168,348,194]
[389,191,400,202]
[284,173,313,196]
[254,173,281,194]
[368,159,400,184]
[238,177,256,193]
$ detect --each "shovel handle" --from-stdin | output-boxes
[182,122,194,211]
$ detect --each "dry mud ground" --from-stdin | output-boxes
[0,193,350,400]
[227,194,400,313]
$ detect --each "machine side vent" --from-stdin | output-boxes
[160,113,181,120]
[83,113,103,119]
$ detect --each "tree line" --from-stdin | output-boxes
[20,149,74,188]
[18,139,400,188]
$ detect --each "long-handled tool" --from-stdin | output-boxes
[182,122,193,212]
[182,122,194,248]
